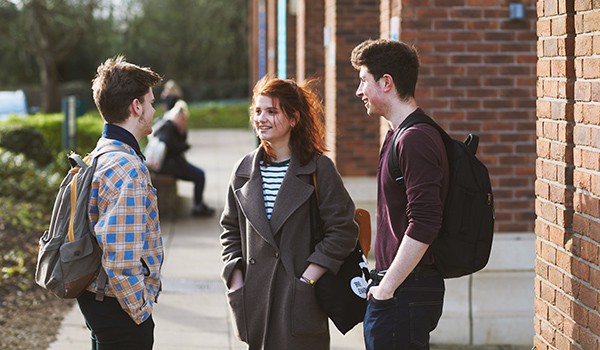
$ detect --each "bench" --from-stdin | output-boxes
[150,172,179,220]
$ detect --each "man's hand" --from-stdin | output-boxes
[368,235,430,301]
[367,285,394,301]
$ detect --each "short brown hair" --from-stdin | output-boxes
[351,39,420,100]
[251,76,327,165]
[92,56,162,124]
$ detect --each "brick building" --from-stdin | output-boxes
[535,1,600,349]
[248,0,599,347]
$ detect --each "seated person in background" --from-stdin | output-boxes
[155,100,215,217]
[160,79,183,110]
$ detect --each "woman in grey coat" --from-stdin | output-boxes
[220,76,359,349]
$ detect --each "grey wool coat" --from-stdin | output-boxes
[220,147,359,350]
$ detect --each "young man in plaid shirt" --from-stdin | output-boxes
[77,56,164,349]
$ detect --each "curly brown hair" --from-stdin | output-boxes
[251,76,327,165]
[92,56,162,124]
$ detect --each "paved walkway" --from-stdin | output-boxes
[47,129,366,350]
[47,129,529,350]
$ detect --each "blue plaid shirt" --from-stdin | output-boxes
[86,136,163,324]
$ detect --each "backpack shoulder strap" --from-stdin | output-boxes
[67,152,87,169]
[387,112,449,186]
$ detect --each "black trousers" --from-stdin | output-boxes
[77,291,154,350]
[162,159,206,207]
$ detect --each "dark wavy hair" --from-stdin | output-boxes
[351,39,420,101]
[92,55,162,124]
[251,76,327,165]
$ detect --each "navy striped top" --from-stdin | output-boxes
[260,159,290,220]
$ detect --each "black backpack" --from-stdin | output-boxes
[35,146,123,300]
[388,112,495,278]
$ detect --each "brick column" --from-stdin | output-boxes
[378,0,401,145]
[535,1,600,349]
[267,0,277,76]
[249,0,259,85]
[324,0,380,176]
[296,0,325,96]
[286,1,297,80]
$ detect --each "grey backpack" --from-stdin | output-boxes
[35,146,123,300]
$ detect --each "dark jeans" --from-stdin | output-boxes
[363,269,444,350]
[168,161,206,207]
[77,291,154,350]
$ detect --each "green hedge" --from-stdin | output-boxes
[0,113,104,158]
[0,126,54,166]
[0,100,250,165]
[0,149,61,231]
[0,100,250,232]
[0,113,102,232]
[149,100,251,129]
[186,100,250,129]
[0,149,60,204]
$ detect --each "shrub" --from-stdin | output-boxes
[0,149,60,205]
[0,114,64,155]
[0,149,61,232]
[0,198,48,233]
[0,113,104,157]
[74,114,104,153]
[0,126,54,166]
[47,150,75,177]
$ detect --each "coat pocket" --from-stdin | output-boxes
[226,286,249,342]
[291,279,328,336]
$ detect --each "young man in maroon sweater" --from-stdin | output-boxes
[351,39,450,349]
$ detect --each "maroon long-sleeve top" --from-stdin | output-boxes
[375,109,450,271]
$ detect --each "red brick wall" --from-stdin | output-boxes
[394,0,538,233]
[534,1,600,349]
[324,0,380,176]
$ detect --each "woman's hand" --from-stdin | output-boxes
[300,263,327,286]
[228,268,244,292]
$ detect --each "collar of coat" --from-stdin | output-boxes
[234,147,317,246]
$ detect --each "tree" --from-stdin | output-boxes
[16,0,98,112]
[0,1,38,86]
[123,0,249,100]
[0,0,249,109]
